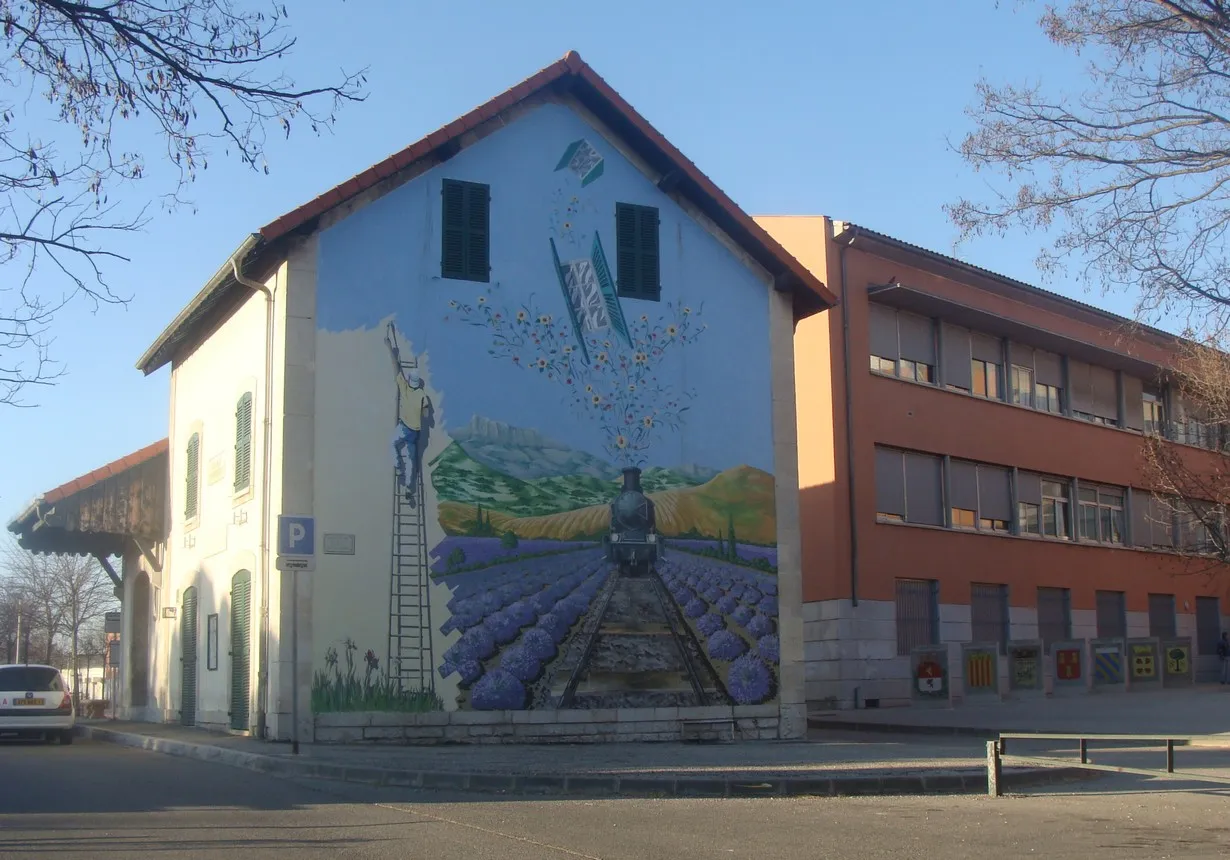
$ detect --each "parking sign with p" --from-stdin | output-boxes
[278,515,315,566]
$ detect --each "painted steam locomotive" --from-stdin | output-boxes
[603,466,661,572]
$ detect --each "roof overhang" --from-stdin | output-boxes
[868,283,1163,379]
[7,439,169,559]
[136,233,263,375]
[835,224,1181,353]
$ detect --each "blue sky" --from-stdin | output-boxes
[0,0,1104,517]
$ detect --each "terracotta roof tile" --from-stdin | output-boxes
[42,439,169,506]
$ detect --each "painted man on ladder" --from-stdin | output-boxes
[385,323,431,507]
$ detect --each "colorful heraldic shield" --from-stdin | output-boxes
[1131,644,1156,679]
[1166,645,1189,675]
[1056,648,1082,681]
[1094,648,1123,684]
[965,650,996,691]
[916,656,946,696]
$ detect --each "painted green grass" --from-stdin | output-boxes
[312,639,444,713]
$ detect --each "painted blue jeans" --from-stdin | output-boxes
[393,422,420,488]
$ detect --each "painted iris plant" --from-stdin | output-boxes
[449,288,705,466]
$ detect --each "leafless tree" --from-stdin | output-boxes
[2,544,67,663]
[0,578,19,661]
[1,0,366,406]
[949,1,1230,340]
[53,554,118,703]
[0,543,116,689]
[1139,340,1230,574]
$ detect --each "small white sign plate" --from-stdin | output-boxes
[276,555,317,572]
[323,533,356,555]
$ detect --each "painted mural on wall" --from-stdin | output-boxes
[311,104,779,714]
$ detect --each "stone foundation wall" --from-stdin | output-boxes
[805,597,1226,709]
[313,704,783,744]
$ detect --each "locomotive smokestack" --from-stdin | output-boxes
[620,467,643,493]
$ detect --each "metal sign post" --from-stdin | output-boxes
[276,515,315,756]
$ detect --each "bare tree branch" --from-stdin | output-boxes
[949,1,1230,338]
[0,0,367,405]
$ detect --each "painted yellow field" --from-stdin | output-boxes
[437,465,776,544]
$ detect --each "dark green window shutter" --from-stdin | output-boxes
[180,586,198,726]
[615,203,660,300]
[234,392,253,492]
[229,571,252,731]
[185,432,200,520]
[441,179,490,282]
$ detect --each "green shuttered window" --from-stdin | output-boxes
[615,202,660,301]
[230,571,252,731]
[234,392,254,493]
[441,179,490,282]
[184,432,200,520]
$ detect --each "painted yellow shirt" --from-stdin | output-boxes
[396,374,427,430]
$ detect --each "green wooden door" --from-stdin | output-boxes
[180,586,198,726]
[229,572,252,731]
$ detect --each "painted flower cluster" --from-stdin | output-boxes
[658,555,779,705]
[448,287,705,466]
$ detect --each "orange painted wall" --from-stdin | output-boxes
[760,215,1230,613]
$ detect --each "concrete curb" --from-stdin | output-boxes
[809,718,1230,748]
[77,724,1093,797]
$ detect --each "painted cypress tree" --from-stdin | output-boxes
[727,513,738,560]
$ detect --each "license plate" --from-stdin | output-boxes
[14,698,44,706]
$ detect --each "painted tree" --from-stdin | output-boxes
[449,287,705,467]
[0,1,366,406]
[949,0,1230,339]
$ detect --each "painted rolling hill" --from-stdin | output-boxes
[437,464,777,545]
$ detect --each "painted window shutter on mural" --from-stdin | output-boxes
[441,179,490,282]
[234,392,253,492]
[615,203,660,300]
[185,432,200,519]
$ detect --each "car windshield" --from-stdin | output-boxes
[0,667,62,692]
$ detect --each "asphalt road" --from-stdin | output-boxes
[1,737,1229,859]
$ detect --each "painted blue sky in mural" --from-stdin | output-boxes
[316,103,774,475]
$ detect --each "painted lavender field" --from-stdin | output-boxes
[430,535,599,574]
[667,539,778,569]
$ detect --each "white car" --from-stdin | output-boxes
[0,664,75,744]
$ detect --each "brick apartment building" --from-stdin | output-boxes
[758,215,1230,709]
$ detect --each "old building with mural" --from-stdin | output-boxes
[104,52,835,743]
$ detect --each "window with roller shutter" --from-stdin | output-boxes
[234,392,253,493]
[184,432,200,521]
[615,203,660,300]
[441,179,490,282]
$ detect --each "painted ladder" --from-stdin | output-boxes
[386,364,435,695]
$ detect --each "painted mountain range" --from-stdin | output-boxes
[429,417,776,545]
[446,416,720,484]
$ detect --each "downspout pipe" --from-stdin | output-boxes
[229,251,276,739]
[837,237,859,606]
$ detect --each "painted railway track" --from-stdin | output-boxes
[554,564,729,710]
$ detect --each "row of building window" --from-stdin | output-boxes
[874,445,1218,552]
[440,178,662,301]
[184,392,254,522]
[868,303,1224,451]
[894,580,1223,657]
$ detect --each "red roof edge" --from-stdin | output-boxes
[42,439,169,506]
[257,51,836,310]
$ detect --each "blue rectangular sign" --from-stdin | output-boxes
[277,515,315,557]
